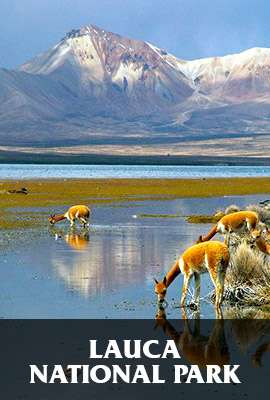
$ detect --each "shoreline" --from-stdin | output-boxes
[2,151,270,166]
[1,175,270,181]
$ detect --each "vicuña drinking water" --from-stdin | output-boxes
[48,205,91,228]
[154,241,230,308]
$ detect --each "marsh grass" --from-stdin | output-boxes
[186,214,222,224]
[137,213,182,219]
[198,201,270,307]
[186,206,241,225]
[224,204,240,214]
[1,177,270,232]
[185,201,270,305]
[246,204,270,225]
[223,242,270,306]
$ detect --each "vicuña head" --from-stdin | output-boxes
[154,277,167,303]
[250,224,270,254]
[250,228,262,242]
[48,214,57,225]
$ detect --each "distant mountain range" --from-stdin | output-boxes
[1,24,270,157]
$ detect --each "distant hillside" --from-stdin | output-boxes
[1,24,270,157]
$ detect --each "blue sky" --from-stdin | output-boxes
[1,0,270,68]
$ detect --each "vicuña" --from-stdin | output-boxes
[48,205,91,227]
[197,210,258,245]
[154,241,229,308]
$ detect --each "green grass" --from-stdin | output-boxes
[186,214,222,224]
[137,213,182,218]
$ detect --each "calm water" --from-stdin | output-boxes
[0,194,267,319]
[1,164,270,179]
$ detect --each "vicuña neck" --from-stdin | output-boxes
[165,260,180,287]
[201,225,218,242]
[54,214,66,223]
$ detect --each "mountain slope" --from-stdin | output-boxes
[1,24,270,155]
[179,47,270,100]
[20,25,194,117]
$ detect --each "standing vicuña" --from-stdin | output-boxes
[197,211,258,245]
[48,205,91,228]
[154,241,229,308]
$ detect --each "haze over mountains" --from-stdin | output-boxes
[1,24,270,157]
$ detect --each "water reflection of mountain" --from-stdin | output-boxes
[51,222,194,298]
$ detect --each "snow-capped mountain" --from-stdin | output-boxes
[19,25,193,116]
[1,24,270,155]
[179,47,270,99]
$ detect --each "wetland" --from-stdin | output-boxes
[1,174,270,318]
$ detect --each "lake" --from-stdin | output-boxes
[1,163,270,179]
[0,193,267,319]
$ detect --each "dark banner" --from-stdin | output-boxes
[1,318,270,399]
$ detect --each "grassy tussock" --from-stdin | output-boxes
[246,204,270,225]
[225,204,240,214]
[201,201,270,307]
[224,242,270,306]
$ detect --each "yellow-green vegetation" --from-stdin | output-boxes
[137,213,182,218]
[0,177,270,232]
[0,214,44,230]
[186,213,224,224]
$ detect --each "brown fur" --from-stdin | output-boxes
[49,205,91,227]
[198,211,259,243]
[154,241,229,308]
[251,228,270,255]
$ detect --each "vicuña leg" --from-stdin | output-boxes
[80,217,88,227]
[194,272,201,304]
[70,219,75,227]
[215,265,225,308]
[208,265,225,308]
[181,272,192,307]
